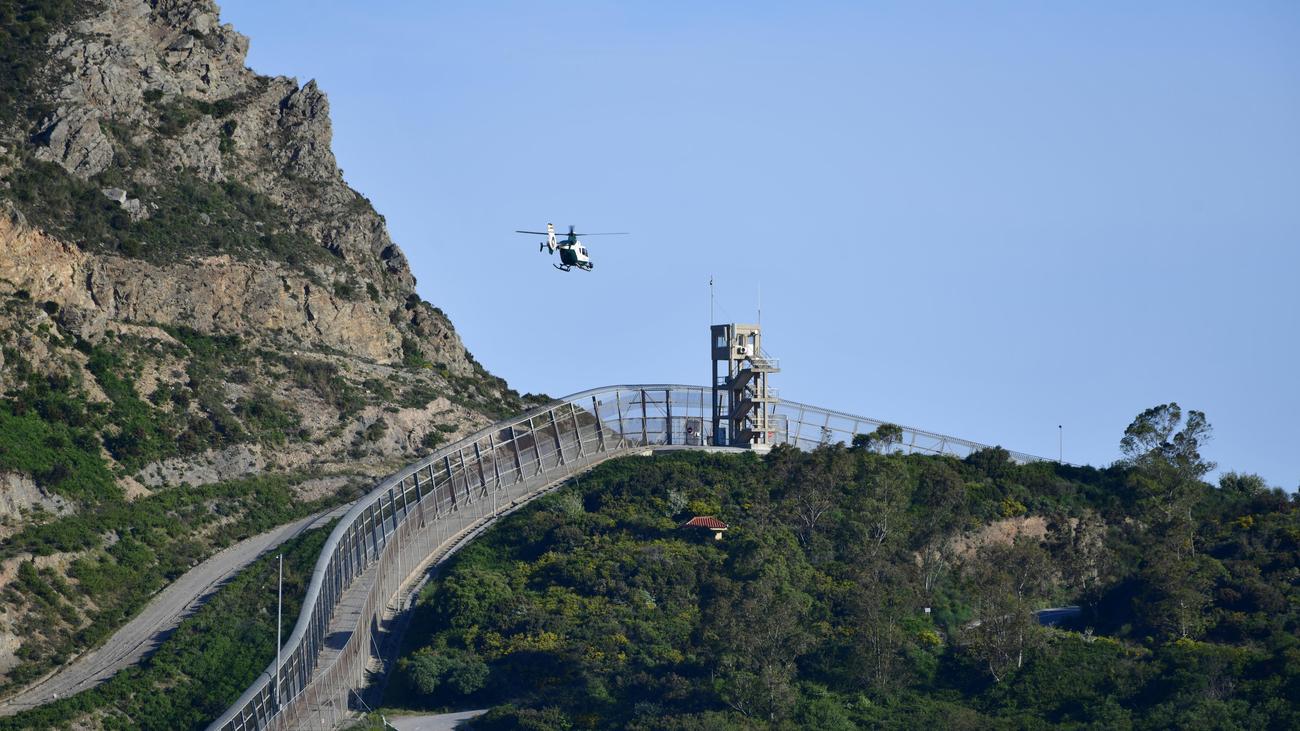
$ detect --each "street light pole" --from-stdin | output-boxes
[275,553,283,710]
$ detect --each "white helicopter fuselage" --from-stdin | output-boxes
[519,222,618,272]
[540,223,592,270]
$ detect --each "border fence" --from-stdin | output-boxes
[209,385,1043,730]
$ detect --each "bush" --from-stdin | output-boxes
[362,419,387,443]
[401,382,440,408]
[399,648,489,699]
[279,355,364,416]
[0,407,118,504]
[235,389,300,445]
[402,336,430,369]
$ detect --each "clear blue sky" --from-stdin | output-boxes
[218,1,1299,488]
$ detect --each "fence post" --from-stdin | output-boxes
[592,396,606,452]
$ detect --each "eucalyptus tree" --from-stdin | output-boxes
[1120,403,1224,640]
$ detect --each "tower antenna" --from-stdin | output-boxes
[710,276,714,325]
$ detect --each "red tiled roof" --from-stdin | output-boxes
[682,516,728,530]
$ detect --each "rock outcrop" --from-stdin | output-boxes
[0,211,428,361]
[0,0,529,501]
[9,0,445,365]
[0,0,537,695]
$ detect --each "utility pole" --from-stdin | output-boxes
[275,553,283,710]
[1058,425,1062,463]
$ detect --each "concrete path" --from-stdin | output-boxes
[385,710,487,731]
[0,504,349,716]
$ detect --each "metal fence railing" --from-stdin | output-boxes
[207,385,1046,730]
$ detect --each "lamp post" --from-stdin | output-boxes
[275,553,283,710]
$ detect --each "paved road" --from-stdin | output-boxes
[1035,605,1082,626]
[386,710,487,731]
[0,504,350,716]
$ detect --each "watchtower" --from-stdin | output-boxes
[711,323,780,449]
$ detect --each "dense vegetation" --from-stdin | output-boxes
[387,409,1299,729]
[0,522,332,731]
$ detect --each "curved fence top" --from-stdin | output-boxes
[209,384,1051,730]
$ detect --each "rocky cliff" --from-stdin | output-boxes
[4,0,457,365]
[0,0,537,695]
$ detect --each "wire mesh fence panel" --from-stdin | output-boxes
[209,386,1049,731]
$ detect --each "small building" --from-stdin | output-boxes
[682,515,729,540]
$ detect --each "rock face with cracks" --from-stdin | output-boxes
[0,210,422,362]
[14,0,451,367]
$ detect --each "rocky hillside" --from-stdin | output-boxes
[0,0,540,695]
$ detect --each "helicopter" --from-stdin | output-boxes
[516,223,627,272]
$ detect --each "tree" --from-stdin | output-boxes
[1138,551,1225,641]
[850,559,917,692]
[796,694,858,731]
[852,423,904,453]
[1120,403,1214,481]
[709,572,813,722]
[783,445,851,547]
[965,447,1014,480]
[399,647,489,698]
[912,461,968,597]
[837,455,919,692]
[959,539,1054,682]
[1218,472,1267,498]
[858,455,913,553]
[1120,403,1214,552]
[1120,404,1221,640]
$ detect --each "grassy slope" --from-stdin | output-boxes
[0,521,333,731]
[0,317,372,691]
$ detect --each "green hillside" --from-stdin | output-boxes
[386,408,1299,730]
[0,521,332,731]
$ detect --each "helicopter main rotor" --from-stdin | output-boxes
[514,225,629,238]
